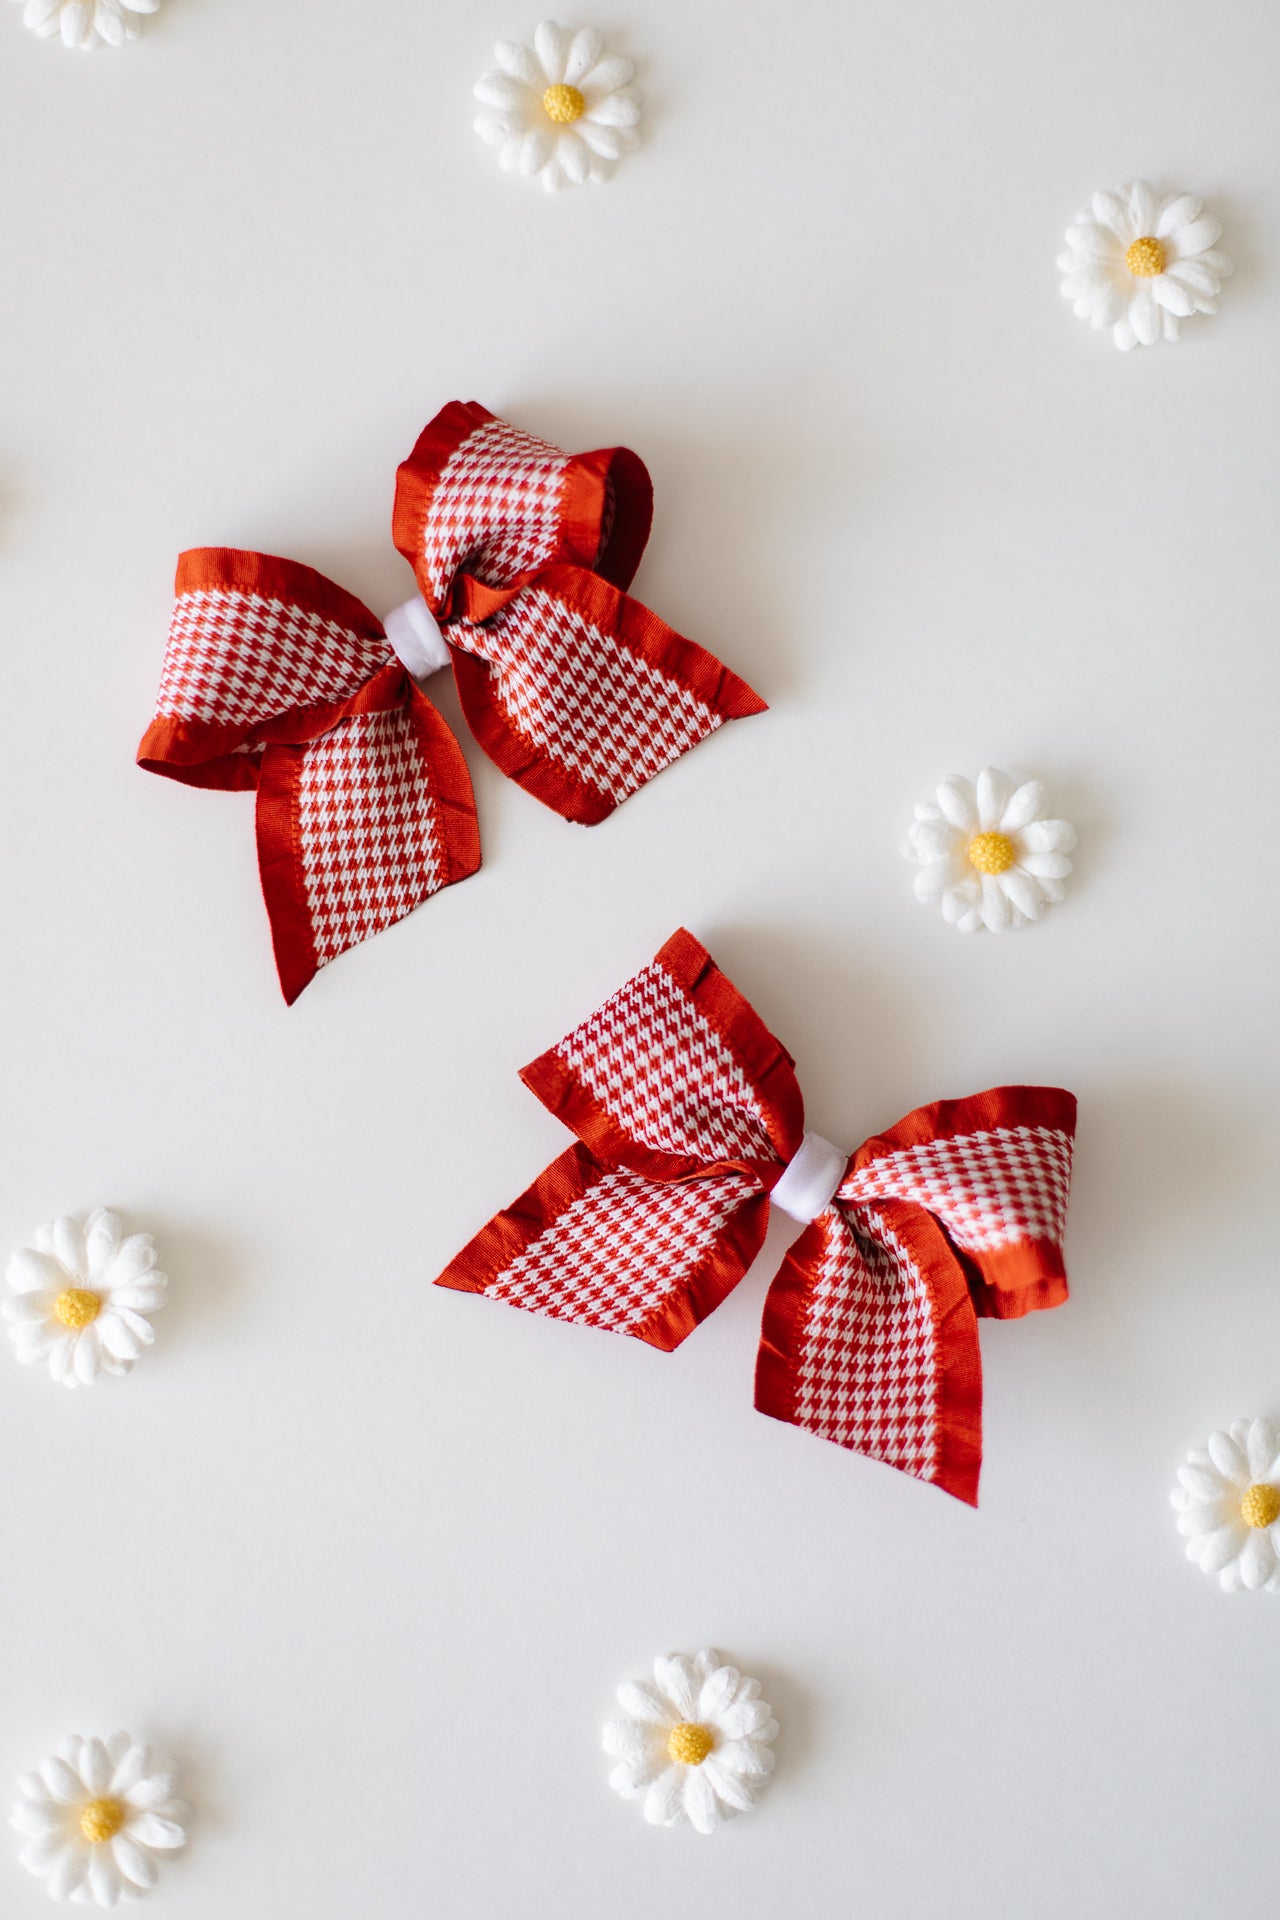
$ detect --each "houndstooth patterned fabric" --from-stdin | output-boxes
[490,1167,753,1333]
[296,708,445,968]
[157,588,389,728]
[421,418,570,603]
[842,1125,1073,1253]
[555,960,776,1164]
[456,587,722,805]
[790,1208,939,1481]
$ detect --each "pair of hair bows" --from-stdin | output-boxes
[138,402,765,1002]
[437,930,1078,1505]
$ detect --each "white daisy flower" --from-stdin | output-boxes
[1057,181,1233,350]
[4,1211,168,1389]
[1171,1418,1280,1594]
[11,1732,189,1906]
[603,1649,778,1834]
[903,767,1076,934]
[474,20,642,192]
[9,0,160,51]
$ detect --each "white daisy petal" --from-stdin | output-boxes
[1153,276,1195,318]
[474,73,527,111]
[72,1328,102,1385]
[616,1680,675,1728]
[642,1766,684,1826]
[519,127,553,177]
[557,130,590,185]
[979,874,1013,933]
[47,1845,88,1901]
[1208,1430,1249,1485]
[11,1799,63,1836]
[579,53,635,96]
[586,91,642,128]
[1239,1529,1277,1591]
[1155,193,1201,238]
[563,26,602,83]
[1090,190,1132,238]
[78,1738,112,1798]
[52,1217,88,1281]
[998,780,1046,831]
[913,861,952,904]
[1169,216,1222,259]
[1000,868,1045,920]
[576,120,629,161]
[86,1845,123,1907]
[494,38,542,85]
[601,1719,655,1766]
[1245,1418,1278,1479]
[1018,819,1076,854]
[533,19,568,83]
[652,1654,698,1720]
[714,1738,776,1777]
[1128,283,1159,347]
[1127,180,1158,234]
[20,1834,68,1876]
[681,1766,719,1834]
[110,1833,157,1891]
[696,1664,739,1724]
[123,1812,186,1850]
[702,1755,762,1811]
[8,1248,63,1293]
[1018,851,1073,880]
[975,767,1014,830]
[935,776,978,831]
[123,1771,179,1813]
[609,1754,665,1795]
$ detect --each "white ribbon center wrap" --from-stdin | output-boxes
[384,595,451,678]
[770,1131,847,1225]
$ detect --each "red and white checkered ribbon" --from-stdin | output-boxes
[437,929,1077,1504]
[137,403,765,1002]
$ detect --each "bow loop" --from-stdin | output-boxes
[393,399,654,613]
[139,548,480,1003]
[138,550,398,785]
[520,929,805,1181]
[395,405,767,825]
[437,932,1077,1504]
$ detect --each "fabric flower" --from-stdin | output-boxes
[4,1211,168,1389]
[11,1733,189,1906]
[902,767,1076,934]
[9,0,160,50]
[1057,181,1233,350]
[474,20,641,191]
[1171,1418,1280,1593]
[603,1649,778,1833]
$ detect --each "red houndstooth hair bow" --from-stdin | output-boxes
[437,930,1077,1504]
[137,403,765,1002]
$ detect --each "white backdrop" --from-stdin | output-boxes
[2,3,1278,1916]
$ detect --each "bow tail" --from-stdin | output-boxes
[255,688,480,1003]
[755,1197,984,1505]
[436,1142,769,1353]
[450,564,767,825]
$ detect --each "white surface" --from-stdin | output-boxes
[2,3,1278,1915]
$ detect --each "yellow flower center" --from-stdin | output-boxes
[667,1722,714,1766]
[1240,1482,1280,1530]
[967,832,1016,876]
[53,1288,102,1329]
[1125,236,1166,278]
[542,83,585,124]
[80,1799,125,1844]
